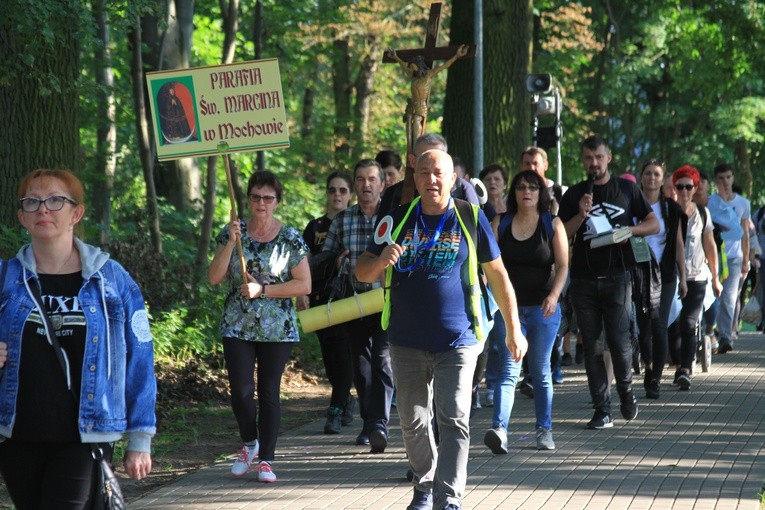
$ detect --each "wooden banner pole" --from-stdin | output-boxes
[219,146,248,283]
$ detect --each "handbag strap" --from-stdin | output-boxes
[27,280,104,460]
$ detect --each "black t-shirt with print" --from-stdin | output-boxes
[14,272,86,442]
[559,176,652,279]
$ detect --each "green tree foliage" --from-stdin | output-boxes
[533,1,765,202]
[5,0,765,361]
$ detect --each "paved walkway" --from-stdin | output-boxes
[132,331,765,510]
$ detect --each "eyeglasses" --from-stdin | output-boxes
[515,184,540,192]
[327,187,349,195]
[674,184,694,192]
[19,195,78,213]
[248,194,277,204]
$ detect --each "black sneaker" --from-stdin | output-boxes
[645,379,660,399]
[518,378,534,399]
[718,341,733,354]
[677,372,691,391]
[341,396,356,426]
[561,353,573,366]
[324,407,342,434]
[587,410,613,429]
[672,368,682,385]
[620,392,638,421]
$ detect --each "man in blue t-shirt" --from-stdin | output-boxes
[558,135,658,431]
[356,149,527,510]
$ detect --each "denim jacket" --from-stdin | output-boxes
[0,239,156,452]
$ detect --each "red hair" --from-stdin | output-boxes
[672,165,700,187]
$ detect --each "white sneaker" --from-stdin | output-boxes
[256,461,277,483]
[231,441,259,477]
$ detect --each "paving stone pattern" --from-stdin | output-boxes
[131,331,765,510]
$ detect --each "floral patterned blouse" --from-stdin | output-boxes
[216,220,309,342]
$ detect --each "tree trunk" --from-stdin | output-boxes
[333,38,352,160]
[153,0,202,212]
[0,4,80,230]
[92,0,118,245]
[195,154,218,281]
[444,0,533,171]
[194,0,241,281]
[221,0,240,65]
[442,0,474,166]
[129,20,163,254]
[485,0,532,170]
[302,64,318,165]
[353,35,379,157]
[734,139,752,197]
[590,21,612,135]
[253,0,265,172]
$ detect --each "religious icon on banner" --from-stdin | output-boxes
[157,80,199,145]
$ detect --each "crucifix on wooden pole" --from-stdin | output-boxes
[383,2,475,204]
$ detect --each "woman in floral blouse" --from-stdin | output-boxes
[209,171,311,483]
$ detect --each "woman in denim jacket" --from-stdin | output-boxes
[0,169,156,508]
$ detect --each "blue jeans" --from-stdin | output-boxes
[492,304,561,431]
[570,274,634,415]
[717,257,742,343]
[390,343,481,509]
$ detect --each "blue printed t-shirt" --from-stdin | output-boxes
[216,221,309,342]
[366,205,500,352]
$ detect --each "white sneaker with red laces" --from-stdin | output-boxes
[231,441,259,477]
[256,461,277,483]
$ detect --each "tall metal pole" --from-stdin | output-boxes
[473,0,484,176]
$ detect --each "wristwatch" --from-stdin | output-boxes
[260,284,268,299]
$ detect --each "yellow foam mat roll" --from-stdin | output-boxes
[298,288,384,333]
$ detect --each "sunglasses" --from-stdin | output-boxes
[248,194,277,204]
[515,184,540,192]
[327,187,349,195]
[674,184,694,192]
[19,195,78,213]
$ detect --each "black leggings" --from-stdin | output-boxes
[223,338,293,462]
[671,280,707,371]
[0,439,113,509]
[637,280,676,382]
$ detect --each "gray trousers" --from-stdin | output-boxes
[390,343,481,509]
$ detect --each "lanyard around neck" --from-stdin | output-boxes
[394,198,452,273]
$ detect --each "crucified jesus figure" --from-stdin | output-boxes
[386,44,469,154]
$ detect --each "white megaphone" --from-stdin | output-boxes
[470,178,488,205]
